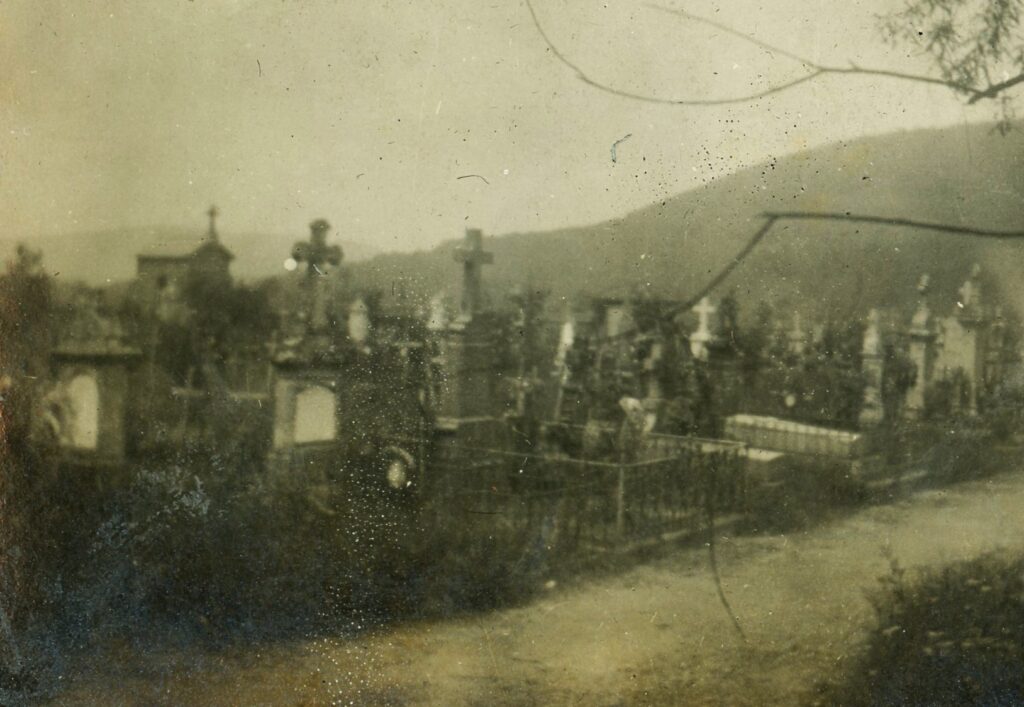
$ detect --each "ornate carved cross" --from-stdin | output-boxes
[291,219,343,330]
[292,219,342,277]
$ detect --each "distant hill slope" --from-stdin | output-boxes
[0,227,381,285]
[350,122,1024,323]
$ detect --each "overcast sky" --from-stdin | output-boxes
[1,0,997,253]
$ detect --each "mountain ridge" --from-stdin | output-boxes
[349,121,1024,322]
[8,122,1023,324]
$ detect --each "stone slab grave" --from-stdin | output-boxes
[724,414,863,460]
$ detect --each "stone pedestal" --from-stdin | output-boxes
[430,315,503,436]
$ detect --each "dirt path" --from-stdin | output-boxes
[53,469,1024,706]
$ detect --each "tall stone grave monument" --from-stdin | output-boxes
[934,264,989,415]
[428,228,503,443]
[859,308,885,428]
[269,220,346,470]
[905,274,937,419]
[689,297,717,362]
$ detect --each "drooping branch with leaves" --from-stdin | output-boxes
[884,0,1024,123]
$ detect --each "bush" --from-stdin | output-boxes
[825,552,1024,706]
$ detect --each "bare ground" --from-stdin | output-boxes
[49,468,1024,706]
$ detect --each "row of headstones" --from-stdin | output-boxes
[572,266,1008,428]
[858,267,1004,424]
[47,225,498,468]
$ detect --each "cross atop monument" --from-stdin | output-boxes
[207,205,219,239]
[689,297,716,361]
[291,219,343,331]
[292,219,343,278]
[692,297,716,337]
[454,228,493,316]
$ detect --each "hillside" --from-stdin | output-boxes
[0,227,381,285]
[350,122,1024,322]
[9,122,1023,323]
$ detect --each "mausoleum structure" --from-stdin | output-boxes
[47,294,141,470]
[134,206,234,322]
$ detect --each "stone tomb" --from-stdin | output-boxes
[48,305,141,464]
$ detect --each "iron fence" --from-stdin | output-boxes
[419,435,746,563]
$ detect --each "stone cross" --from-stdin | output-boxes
[292,219,342,277]
[690,297,716,360]
[454,228,493,316]
[292,219,343,330]
[207,205,219,238]
[692,297,716,337]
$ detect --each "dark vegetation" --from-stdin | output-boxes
[823,551,1024,706]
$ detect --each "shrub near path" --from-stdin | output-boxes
[824,552,1024,706]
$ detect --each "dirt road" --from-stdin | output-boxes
[53,469,1024,706]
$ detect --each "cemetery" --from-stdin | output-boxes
[1,207,1023,680]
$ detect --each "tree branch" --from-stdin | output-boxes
[662,209,1024,320]
[527,0,1006,106]
[762,211,1024,239]
[645,3,815,68]
[968,71,1024,103]
[676,217,778,310]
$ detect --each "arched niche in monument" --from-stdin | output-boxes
[65,372,100,450]
[293,384,338,444]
